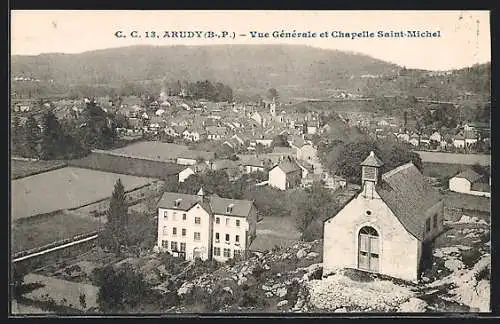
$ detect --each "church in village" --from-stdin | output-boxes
[323,151,444,282]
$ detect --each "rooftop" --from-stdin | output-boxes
[454,169,483,183]
[360,151,384,167]
[377,163,443,241]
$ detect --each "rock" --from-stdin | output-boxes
[398,298,427,312]
[264,264,271,270]
[277,273,281,278]
[277,287,288,298]
[277,300,288,308]
[294,297,305,309]
[307,252,319,259]
[421,276,430,283]
[445,258,464,272]
[296,249,308,259]
[223,287,233,295]
[334,307,347,313]
[265,292,273,298]
[238,277,248,286]
[177,282,194,296]
[262,285,272,291]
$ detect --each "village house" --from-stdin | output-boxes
[449,169,491,198]
[268,157,303,191]
[323,151,444,282]
[240,157,268,174]
[178,163,211,183]
[206,126,228,140]
[396,132,410,143]
[156,188,257,262]
[409,134,420,147]
[429,131,442,143]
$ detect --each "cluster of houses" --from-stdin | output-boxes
[155,150,449,283]
[392,124,490,151]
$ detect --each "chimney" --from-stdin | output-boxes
[360,151,384,199]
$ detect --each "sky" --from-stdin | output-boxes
[11,10,491,71]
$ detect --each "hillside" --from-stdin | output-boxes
[11,45,400,99]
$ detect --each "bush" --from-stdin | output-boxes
[252,264,266,281]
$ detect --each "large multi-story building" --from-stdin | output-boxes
[156,188,257,262]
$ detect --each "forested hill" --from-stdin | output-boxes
[11,45,400,98]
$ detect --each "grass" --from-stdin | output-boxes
[11,159,67,179]
[416,151,490,166]
[68,152,183,180]
[11,167,157,220]
[11,212,102,254]
[443,191,491,214]
[250,216,301,252]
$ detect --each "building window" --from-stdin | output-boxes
[215,232,220,242]
[425,218,431,233]
[226,204,234,213]
[223,248,231,258]
[195,217,201,225]
[182,228,186,236]
[174,199,181,207]
[163,226,168,235]
[172,227,177,236]
[171,241,178,251]
[194,232,201,241]
[225,218,229,226]
[433,214,438,228]
[225,234,230,242]
[216,217,220,224]
[235,235,240,243]
[214,247,221,256]
[182,213,187,220]
[180,243,186,252]
[233,250,241,259]
[161,240,168,248]
[236,220,240,227]
[163,211,168,219]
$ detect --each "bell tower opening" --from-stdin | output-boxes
[360,151,384,199]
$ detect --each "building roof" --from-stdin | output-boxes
[206,126,228,135]
[157,192,203,211]
[376,163,443,241]
[208,196,253,218]
[273,158,301,174]
[471,181,490,193]
[360,151,384,167]
[211,159,239,170]
[157,191,253,218]
[454,169,483,183]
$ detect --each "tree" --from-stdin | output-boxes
[40,111,65,160]
[100,179,129,255]
[267,88,279,100]
[323,139,422,184]
[271,134,290,148]
[292,182,336,240]
[94,264,148,312]
[12,262,29,298]
[11,116,25,157]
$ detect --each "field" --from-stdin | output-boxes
[11,167,156,220]
[422,162,468,179]
[250,216,301,252]
[68,152,183,180]
[11,159,67,179]
[416,151,490,166]
[11,211,103,254]
[444,191,491,214]
[108,141,214,162]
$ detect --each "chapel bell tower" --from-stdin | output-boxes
[360,151,384,199]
